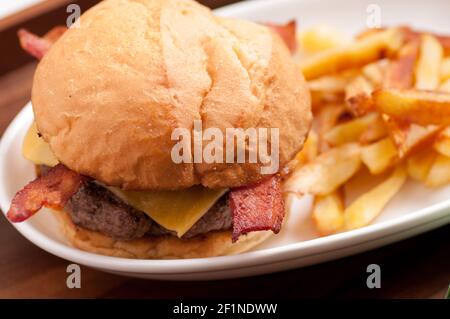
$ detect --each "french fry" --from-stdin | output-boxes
[355,27,384,40]
[425,154,450,187]
[324,112,379,146]
[362,59,388,88]
[310,72,358,108]
[433,127,450,157]
[384,39,420,89]
[312,191,344,236]
[308,75,349,93]
[361,137,398,174]
[311,93,344,108]
[373,89,450,126]
[345,75,374,116]
[344,165,407,230]
[311,92,344,110]
[403,27,450,55]
[359,116,388,144]
[296,25,450,236]
[435,34,450,55]
[284,130,319,175]
[415,34,443,90]
[283,143,361,196]
[315,104,346,132]
[441,57,450,81]
[345,94,374,116]
[345,75,373,98]
[358,26,450,55]
[296,130,319,165]
[439,78,450,93]
[300,28,404,80]
[315,104,347,151]
[299,25,349,53]
[382,37,442,158]
[383,116,440,157]
[411,30,450,55]
[407,148,437,182]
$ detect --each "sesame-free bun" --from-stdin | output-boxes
[32,0,311,190]
[53,209,272,259]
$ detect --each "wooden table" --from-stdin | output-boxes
[0,0,449,299]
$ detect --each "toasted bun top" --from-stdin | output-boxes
[32,0,311,190]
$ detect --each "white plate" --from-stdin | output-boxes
[1,0,450,280]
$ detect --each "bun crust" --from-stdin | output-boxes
[32,0,311,190]
[53,210,272,259]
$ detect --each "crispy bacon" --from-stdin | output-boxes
[18,29,50,60]
[18,26,67,60]
[265,20,297,53]
[229,175,285,242]
[7,164,86,223]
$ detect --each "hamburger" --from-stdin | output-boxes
[7,0,311,259]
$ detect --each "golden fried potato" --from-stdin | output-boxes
[324,113,379,146]
[373,89,450,126]
[344,165,406,230]
[433,126,450,157]
[415,34,443,90]
[407,148,437,182]
[315,104,347,151]
[362,59,389,88]
[345,75,374,116]
[384,39,420,89]
[312,191,344,236]
[439,78,450,93]
[359,116,388,144]
[440,57,450,81]
[383,116,440,157]
[361,137,398,174]
[308,75,349,93]
[300,28,404,80]
[283,143,361,196]
[426,154,450,187]
[296,24,450,236]
[295,130,319,165]
[299,25,349,53]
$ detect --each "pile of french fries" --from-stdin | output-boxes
[284,25,450,236]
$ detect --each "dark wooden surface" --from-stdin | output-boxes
[0,0,449,299]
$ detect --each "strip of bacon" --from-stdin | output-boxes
[18,26,67,60]
[7,164,86,223]
[229,175,285,242]
[18,29,50,60]
[264,20,297,53]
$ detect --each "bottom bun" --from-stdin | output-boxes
[53,210,272,259]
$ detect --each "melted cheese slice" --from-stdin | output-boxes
[110,187,227,237]
[23,122,226,237]
[23,122,58,167]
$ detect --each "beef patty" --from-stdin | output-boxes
[64,181,232,241]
